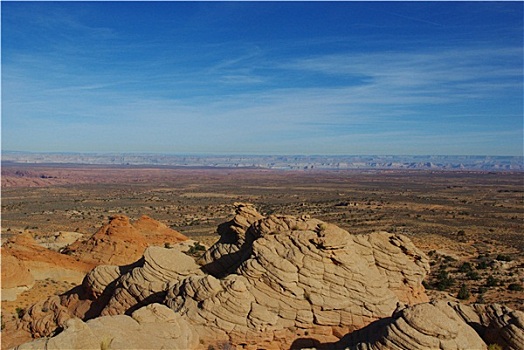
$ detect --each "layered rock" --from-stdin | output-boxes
[100,243,203,316]
[338,301,487,350]
[165,204,431,347]
[2,232,94,285]
[35,231,84,252]
[15,304,199,350]
[1,251,35,301]
[13,241,204,340]
[453,303,524,350]
[200,202,264,277]
[335,301,524,350]
[63,215,187,266]
[17,204,524,350]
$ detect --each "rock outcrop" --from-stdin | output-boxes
[453,303,524,350]
[99,243,203,316]
[337,301,487,350]
[15,304,199,350]
[1,251,35,301]
[2,232,94,286]
[63,215,187,266]
[11,204,524,350]
[334,301,524,350]
[35,231,84,252]
[166,205,430,347]
[14,241,204,340]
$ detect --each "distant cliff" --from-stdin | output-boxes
[2,151,523,171]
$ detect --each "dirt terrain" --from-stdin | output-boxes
[2,163,523,328]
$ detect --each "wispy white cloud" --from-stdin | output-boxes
[2,2,522,155]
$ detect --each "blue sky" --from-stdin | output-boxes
[2,1,523,156]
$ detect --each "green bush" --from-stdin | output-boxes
[477,261,489,269]
[15,307,24,319]
[185,242,206,258]
[495,254,512,262]
[457,283,470,300]
[487,344,502,350]
[466,271,481,280]
[486,275,500,287]
[436,269,455,291]
[508,283,523,291]
[458,262,473,273]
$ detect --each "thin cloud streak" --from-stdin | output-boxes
[2,2,522,155]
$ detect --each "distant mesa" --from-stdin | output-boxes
[2,151,523,172]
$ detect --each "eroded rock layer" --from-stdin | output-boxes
[10,204,523,350]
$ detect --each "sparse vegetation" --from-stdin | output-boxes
[495,254,512,262]
[487,344,503,350]
[508,283,523,291]
[486,275,500,287]
[15,307,25,319]
[477,261,489,270]
[2,165,523,317]
[458,262,473,273]
[436,269,455,291]
[466,271,480,281]
[457,283,470,300]
[185,242,207,258]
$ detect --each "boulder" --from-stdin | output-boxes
[338,301,487,350]
[15,303,199,350]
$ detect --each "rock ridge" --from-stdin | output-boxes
[7,203,523,350]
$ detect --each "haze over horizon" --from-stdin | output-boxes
[2,2,523,156]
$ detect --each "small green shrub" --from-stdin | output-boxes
[458,262,473,273]
[436,269,455,291]
[466,271,481,280]
[486,275,500,287]
[477,261,489,270]
[15,307,24,319]
[508,283,523,291]
[185,242,206,258]
[495,254,512,262]
[443,255,457,263]
[487,344,502,350]
[457,283,470,300]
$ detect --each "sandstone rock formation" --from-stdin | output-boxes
[35,231,84,252]
[338,301,487,349]
[63,215,187,266]
[1,251,35,301]
[15,303,199,350]
[333,301,524,350]
[167,204,430,347]
[13,241,204,342]
[453,303,524,350]
[2,232,94,285]
[10,204,431,349]
[9,204,523,350]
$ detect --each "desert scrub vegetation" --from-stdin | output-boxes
[15,307,25,319]
[435,268,455,291]
[507,283,523,291]
[457,283,470,300]
[184,241,206,258]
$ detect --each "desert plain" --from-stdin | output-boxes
[1,162,523,349]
